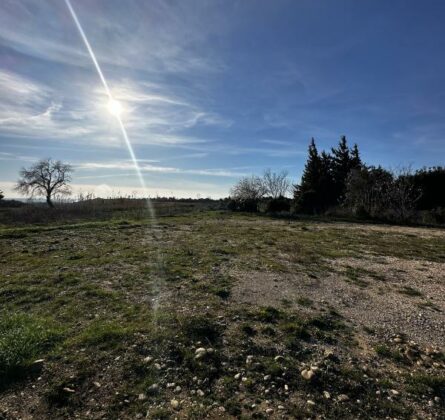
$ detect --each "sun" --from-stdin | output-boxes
[107,98,123,117]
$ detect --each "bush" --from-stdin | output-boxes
[227,198,259,212]
[0,313,58,385]
[264,196,291,213]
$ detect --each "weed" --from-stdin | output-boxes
[0,313,59,386]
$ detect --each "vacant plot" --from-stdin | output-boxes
[0,212,444,419]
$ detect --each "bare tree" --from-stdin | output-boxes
[389,167,421,222]
[262,169,290,198]
[15,158,73,207]
[230,175,267,201]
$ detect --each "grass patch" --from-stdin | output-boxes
[76,320,134,349]
[0,313,59,386]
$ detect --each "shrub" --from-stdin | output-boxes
[264,196,291,213]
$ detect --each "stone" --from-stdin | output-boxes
[301,369,315,380]
[263,375,271,381]
[234,373,241,380]
[307,400,316,406]
[197,389,205,397]
[338,394,349,402]
[143,356,153,363]
[147,384,159,395]
[138,393,147,401]
[63,387,75,393]
[170,399,180,410]
[265,408,274,414]
[323,391,331,399]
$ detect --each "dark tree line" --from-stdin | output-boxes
[294,136,362,213]
[295,137,445,223]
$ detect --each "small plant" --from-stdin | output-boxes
[182,316,222,345]
[256,306,282,323]
[398,286,423,297]
[0,313,58,385]
[296,296,313,307]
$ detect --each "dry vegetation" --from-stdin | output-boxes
[0,208,444,419]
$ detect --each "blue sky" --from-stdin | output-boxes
[1,0,445,198]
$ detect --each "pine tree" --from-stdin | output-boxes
[294,138,323,213]
[331,136,353,203]
[350,143,362,168]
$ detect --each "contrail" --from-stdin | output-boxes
[64,0,147,192]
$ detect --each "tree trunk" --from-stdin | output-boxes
[46,195,54,208]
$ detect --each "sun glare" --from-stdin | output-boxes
[107,98,123,117]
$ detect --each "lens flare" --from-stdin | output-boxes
[107,98,123,117]
[64,0,146,191]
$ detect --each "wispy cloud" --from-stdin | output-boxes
[76,160,246,178]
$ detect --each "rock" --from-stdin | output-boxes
[143,356,153,363]
[138,393,147,401]
[154,363,162,370]
[390,389,399,396]
[246,355,254,365]
[206,348,215,354]
[63,387,75,393]
[301,369,315,380]
[263,375,271,381]
[434,396,440,403]
[218,406,225,412]
[195,347,207,356]
[278,405,285,410]
[307,400,316,406]
[197,389,205,397]
[234,373,241,380]
[170,399,180,410]
[175,386,182,393]
[337,394,349,402]
[166,382,175,388]
[265,408,274,414]
[93,382,101,388]
[147,384,159,395]
[323,391,331,399]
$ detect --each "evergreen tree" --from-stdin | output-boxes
[331,136,361,204]
[350,143,362,168]
[294,138,323,213]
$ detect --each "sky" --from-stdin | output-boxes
[1,0,445,199]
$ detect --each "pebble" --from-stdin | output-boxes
[63,387,75,393]
[307,400,316,406]
[263,375,271,381]
[147,384,159,395]
[195,347,207,360]
[197,389,205,397]
[301,369,315,380]
[246,355,254,365]
[265,408,274,414]
[218,406,225,412]
[390,389,399,396]
[278,405,285,410]
[337,394,349,402]
[323,391,331,399]
[174,386,182,393]
[143,356,153,363]
[170,399,180,410]
[234,373,241,380]
[138,393,146,401]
